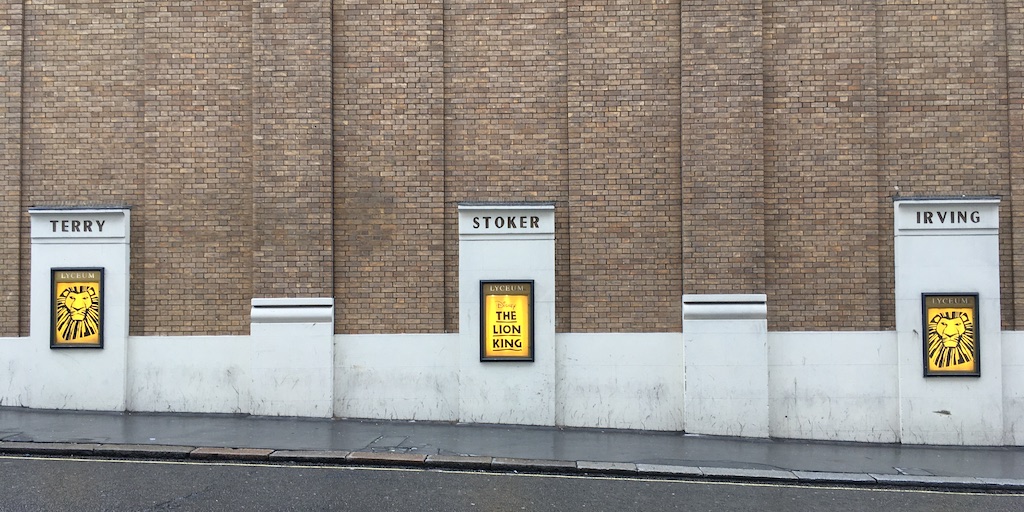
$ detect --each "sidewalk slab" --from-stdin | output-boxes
[577,461,637,474]
[792,471,877,484]
[425,454,494,469]
[0,441,99,456]
[699,467,799,482]
[977,478,1024,490]
[635,463,704,477]
[870,474,984,488]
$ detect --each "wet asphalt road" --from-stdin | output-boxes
[2,455,1024,512]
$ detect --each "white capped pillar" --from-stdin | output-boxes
[894,197,1002,445]
[682,294,769,437]
[29,207,131,411]
[458,203,556,426]
[250,298,335,418]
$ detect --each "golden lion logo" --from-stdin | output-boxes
[926,311,975,369]
[55,285,100,342]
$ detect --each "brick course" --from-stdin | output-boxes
[763,1,882,330]
[879,0,1011,330]
[568,0,682,332]
[334,1,447,334]
[445,0,570,331]
[1009,0,1024,329]
[682,1,765,298]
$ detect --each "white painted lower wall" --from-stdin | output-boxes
[329,332,685,431]
[334,333,459,422]
[0,337,29,407]
[127,336,250,414]
[768,332,900,443]
[3,331,1024,445]
[1002,331,1024,445]
[557,333,684,431]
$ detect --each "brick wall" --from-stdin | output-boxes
[1009,0,1024,329]
[21,2,144,334]
[681,1,765,297]
[3,1,1023,336]
[137,2,252,335]
[445,0,570,332]
[763,1,883,330]
[878,1,1012,329]
[253,1,333,300]
[0,3,22,336]
[568,1,682,332]
[334,1,447,334]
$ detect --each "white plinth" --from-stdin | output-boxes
[250,298,335,418]
[683,294,769,437]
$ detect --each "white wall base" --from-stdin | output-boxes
[557,333,684,431]
[4,329,1024,445]
[127,336,250,414]
[683,295,769,438]
[0,337,29,407]
[768,331,899,443]
[250,298,334,418]
[1003,331,1024,445]
[334,333,459,422]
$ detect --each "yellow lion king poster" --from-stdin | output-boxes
[480,280,534,361]
[51,268,104,348]
[923,293,978,376]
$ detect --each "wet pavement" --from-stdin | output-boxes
[2,406,1024,490]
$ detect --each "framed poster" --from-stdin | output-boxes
[480,280,534,362]
[922,293,979,377]
[51,268,104,349]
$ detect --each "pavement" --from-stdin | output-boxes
[2,406,1024,491]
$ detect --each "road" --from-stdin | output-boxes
[1,454,1023,511]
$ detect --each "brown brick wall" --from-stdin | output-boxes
[21,2,144,333]
[5,1,1024,335]
[0,3,22,336]
[444,0,570,331]
[568,1,682,332]
[253,1,333,299]
[138,2,252,334]
[681,1,765,297]
[1009,0,1024,330]
[763,1,883,330]
[334,1,447,334]
[878,1,1012,329]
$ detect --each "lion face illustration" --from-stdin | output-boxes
[926,311,975,369]
[55,285,100,342]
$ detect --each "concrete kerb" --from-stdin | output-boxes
[2,440,1024,491]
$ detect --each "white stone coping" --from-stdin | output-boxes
[251,298,334,324]
[682,294,768,321]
